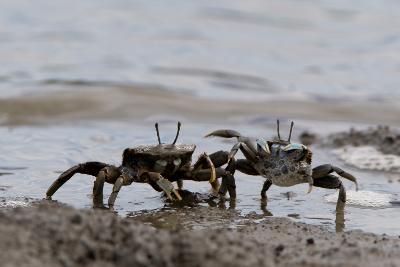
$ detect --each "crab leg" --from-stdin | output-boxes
[46,161,108,200]
[332,166,358,191]
[202,152,217,183]
[306,175,313,194]
[191,152,219,191]
[313,174,346,212]
[92,166,123,209]
[260,180,272,199]
[154,175,182,201]
[93,169,106,209]
[312,164,358,190]
[227,142,257,163]
[108,177,124,210]
[172,189,183,201]
[233,159,256,174]
[140,171,182,201]
[203,152,220,192]
[193,152,217,183]
[177,180,184,190]
[224,172,236,199]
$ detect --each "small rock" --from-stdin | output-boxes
[306,238,315,245]
[70,214,82,224]
[274,244,285,256]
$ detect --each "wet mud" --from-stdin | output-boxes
[325,126,400,156]
[2,202,400,267]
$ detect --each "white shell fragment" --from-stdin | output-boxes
[325,190,393,208]
[0,200,30,208]
[333,146,400,172]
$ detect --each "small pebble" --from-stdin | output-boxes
[70,214,82,224]
[274,244,285,256]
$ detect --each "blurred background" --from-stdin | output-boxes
[0,0,400,125]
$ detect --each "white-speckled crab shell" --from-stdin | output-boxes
[254,143,312,187]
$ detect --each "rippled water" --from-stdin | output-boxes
[1,120,400,235]
[1,0,400,101]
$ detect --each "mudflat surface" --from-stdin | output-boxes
[1,85,400,126]
[1,203,400,267]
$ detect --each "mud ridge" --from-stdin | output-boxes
[325,126,400,156]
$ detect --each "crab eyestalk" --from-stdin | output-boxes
[288,121,294,142]
[172,121,181,145]
[277,119,281,140]
[155,123,162,145]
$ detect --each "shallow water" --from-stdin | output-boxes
[1,0,400,103]
[1,120,399,235]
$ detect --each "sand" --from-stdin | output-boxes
[1,202,400,267]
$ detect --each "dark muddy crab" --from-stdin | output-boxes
[206,120,359,211]
[46,122,232,210]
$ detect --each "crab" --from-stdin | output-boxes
[205,120,359,211]
[46,122,232,210]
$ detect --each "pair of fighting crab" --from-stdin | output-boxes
[46,121,358,211]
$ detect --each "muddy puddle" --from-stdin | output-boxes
[1,120,399,235]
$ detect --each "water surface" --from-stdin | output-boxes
[1,0,400,103]
[1,120,399,235]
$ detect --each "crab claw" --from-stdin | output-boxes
[156,177,181,201]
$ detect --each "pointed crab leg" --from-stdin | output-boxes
[172,189,183,201]
[307,175,313,194]
[312,164,358,191]
[195,152,219,193]
[202,152,217,184]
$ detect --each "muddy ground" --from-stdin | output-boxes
[1,202,400,267]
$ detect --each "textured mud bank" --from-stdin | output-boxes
[324,126,400,172]
[2,203,400,267]
[325,126,400,156]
